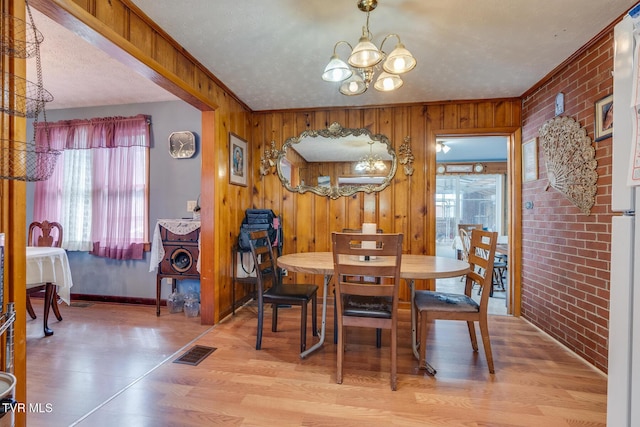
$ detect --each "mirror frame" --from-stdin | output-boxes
[276,122,397,199]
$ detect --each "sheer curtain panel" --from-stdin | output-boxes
[33,115,150,260]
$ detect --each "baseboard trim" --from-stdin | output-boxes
[30,292,159,306]
[73,294,159,306]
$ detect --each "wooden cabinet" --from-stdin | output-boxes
[152,220,201,316]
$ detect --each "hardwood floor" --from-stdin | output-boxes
[26,298,607,426]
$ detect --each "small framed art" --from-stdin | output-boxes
[594,94,613,142]
[522,138,538,182]
[229,133,248,186]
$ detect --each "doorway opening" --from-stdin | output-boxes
[434,136,509,316]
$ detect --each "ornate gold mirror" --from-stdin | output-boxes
[276,122,397,199]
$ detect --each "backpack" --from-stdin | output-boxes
[237,209,279,252]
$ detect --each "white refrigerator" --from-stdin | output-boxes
[609,6,640,426]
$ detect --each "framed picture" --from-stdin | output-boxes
[522,138,538,182]
[229,133,248,186]
[594,94,613,142]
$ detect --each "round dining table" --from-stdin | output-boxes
[277,252,470,360]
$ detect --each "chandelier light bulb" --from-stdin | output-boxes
[393,57,406,70]
[383,42,417,74]
[322,54,353,82]
[340,72,367,95]
[349,35,383,68]
[374,72,402,92]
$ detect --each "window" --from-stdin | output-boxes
[435,174,504,258]
[33,115,150,260]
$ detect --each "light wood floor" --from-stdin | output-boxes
[26,298,607,426]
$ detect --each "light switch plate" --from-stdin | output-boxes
[555,92,564,116]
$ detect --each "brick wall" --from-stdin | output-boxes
[521,32,614,372]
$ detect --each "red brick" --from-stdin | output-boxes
[521,29,613,372]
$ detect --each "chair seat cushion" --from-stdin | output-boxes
[265,284,318,301]
[343,295,392,318]
[414,291,479,313]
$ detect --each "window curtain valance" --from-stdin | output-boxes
[33,114,150,260]
[34,114,151,150]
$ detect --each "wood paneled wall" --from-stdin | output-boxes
[246,101,521,306]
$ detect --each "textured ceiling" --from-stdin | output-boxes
[27,0,638,113]
[26,9,179,110]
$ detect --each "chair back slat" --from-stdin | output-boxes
[464,229,497,308]
[248,230,278,290]
[332,232,403,303]
[28,221,63,248]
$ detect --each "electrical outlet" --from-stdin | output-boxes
[282,269,288,276]
[186,200,197,212]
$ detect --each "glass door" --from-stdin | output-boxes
[435,174,504,259]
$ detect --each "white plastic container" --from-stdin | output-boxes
[0,372,17,427]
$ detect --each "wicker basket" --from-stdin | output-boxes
[0,140,61,182]
[0,12,44,59]
[1,72,54,118]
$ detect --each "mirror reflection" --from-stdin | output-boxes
[277,122,397,199]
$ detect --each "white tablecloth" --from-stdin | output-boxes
[149,219,201,273]
[26,246,74,304]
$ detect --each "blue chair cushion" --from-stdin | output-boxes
[414,291,479,313]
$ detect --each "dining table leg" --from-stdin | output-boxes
[300,274,332,359]
[43,283,56,336]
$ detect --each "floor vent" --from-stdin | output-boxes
[173,345,216,366]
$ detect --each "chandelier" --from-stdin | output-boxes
[355,141,387,172]
[321,0,417,96]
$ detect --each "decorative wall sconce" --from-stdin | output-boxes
[398,136,414,176]
[260,140,280,176]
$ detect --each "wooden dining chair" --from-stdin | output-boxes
[414,229,497,374]
[27,220,64,322]
[248,229,318,352]
[333,227,384,348]
[458,223,483,234]
[458,228,471,262]
[491,254,508,296]
[331,232,403,390]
